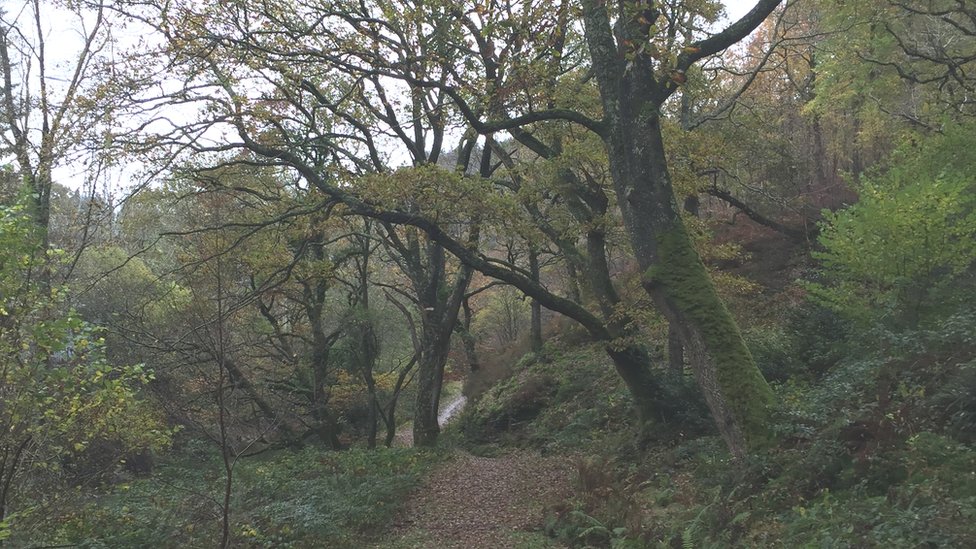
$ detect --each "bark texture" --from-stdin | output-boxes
[580,0,780,457]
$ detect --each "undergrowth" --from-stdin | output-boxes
[13,444,440,548]
[459,344,646,453]
[459,306,976,548]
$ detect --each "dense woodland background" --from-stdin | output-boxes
[1,0,975,546]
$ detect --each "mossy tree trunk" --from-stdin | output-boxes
[668,325,685,375]
[643,219,775,456]
[581,0,780,457]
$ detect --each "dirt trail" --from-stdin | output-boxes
[382,449,574,548]
[393,393,467,448]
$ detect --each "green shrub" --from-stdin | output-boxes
[22,445,437,548]
[744,326,799,383]
[809,124,976,331]
[785,303,851,377]
[0,202,170,532]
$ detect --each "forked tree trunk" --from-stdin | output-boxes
[410,241,474,448]
[581,0,778,457]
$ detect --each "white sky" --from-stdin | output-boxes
[12,0,766,194]
[723,0,756,22]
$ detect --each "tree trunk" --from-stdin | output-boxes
[605,346,666,444]
[412,337,452,447]
[382,352,418,447]
[579,0,777,456]
[564,261,582,303]
[224,358,289,434]
[383,409,397,448]
[365,384,378,449]
[459,299,480,372]
[667,325,685,375]
[528,248,543,353]
[359,321,380,449]
[310,327,342,451]
[410,240,474,447]
[312,410,343,451]
[618,123,774,457]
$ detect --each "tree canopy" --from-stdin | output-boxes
[1,0,976,546]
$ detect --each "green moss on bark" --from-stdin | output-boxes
[645,224,775,452]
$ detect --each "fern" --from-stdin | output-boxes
[681,523,695,549]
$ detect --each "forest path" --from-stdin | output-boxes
[376,448,574,548]
[392,391,467,448]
